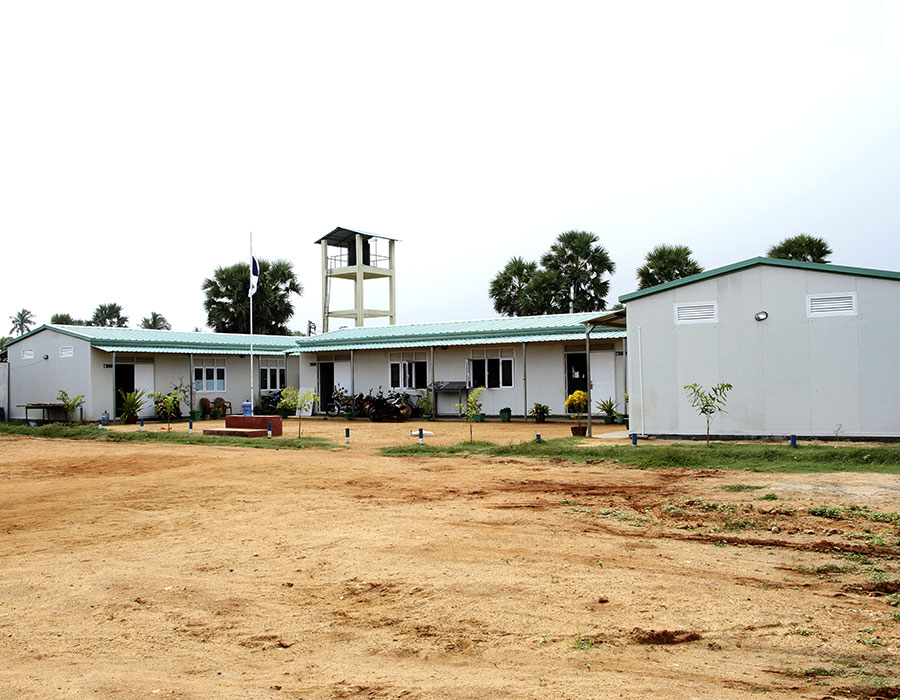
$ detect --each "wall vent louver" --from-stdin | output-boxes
[674,302,717,324]
[807,293,856,317]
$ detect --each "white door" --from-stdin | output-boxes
[134,364,155,418]
[590,351,616,406]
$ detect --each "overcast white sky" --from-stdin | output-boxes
[2,1,898,335]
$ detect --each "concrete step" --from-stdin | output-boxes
[202,428,268,438]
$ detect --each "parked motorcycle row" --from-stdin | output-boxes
[257,386,426,422]
[324,386,425,422]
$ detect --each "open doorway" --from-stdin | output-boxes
[565,353,587,411]
[318,361,334,411]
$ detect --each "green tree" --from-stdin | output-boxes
[203,259,302,335]
[767,234,832,263]
[50,313,87,325]
[92,303,128,327]
[540,231,616,313]
[0,336,12,351]
[140,312,171,330]
[518,268,568,316]
[9,308,35,335]
[488,257,538,316]
[684,382,733,447]
[636,244,703,290]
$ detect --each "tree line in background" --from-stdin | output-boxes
[1,233,834,349]
[489,232,833,315]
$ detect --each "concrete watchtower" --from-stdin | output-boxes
[317,227,396,332]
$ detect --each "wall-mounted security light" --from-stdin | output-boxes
[43,354,49,360]
[754,311,769,322]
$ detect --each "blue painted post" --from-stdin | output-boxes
[345,427,350,444]
[790,434,797,448]
[267,421,272,438]
[189,420,193,435]
[536,433,541,443]
[631,433,637,446]
[418,427,424,445]
[139,418,144,432]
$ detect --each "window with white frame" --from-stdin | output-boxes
[259,357,287,392]
[194,358,226,392]
[389,351,428,389]
[467,348,514,389]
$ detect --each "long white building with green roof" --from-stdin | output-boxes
[4,314,627,421]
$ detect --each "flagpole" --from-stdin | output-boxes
[249,231,254,415]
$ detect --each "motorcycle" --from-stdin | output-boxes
[367,391,409,422]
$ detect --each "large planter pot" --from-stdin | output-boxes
[473,413,485,423]
[571,425,587,436]
[124,415,138,425]
[499,411,511,422]
[342,411,353,420]
[534,415,546,424]
[616,414,626,424]
[423,413,433,421]
[603,415,615,424]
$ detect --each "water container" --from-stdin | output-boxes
[101,410,110,424]
[242,400,252,416]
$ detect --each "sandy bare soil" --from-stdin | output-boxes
[1,421,898,699]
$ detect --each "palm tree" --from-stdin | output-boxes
[636,244,704,289]
[540,231,616,312]
[140,312,171,330]
[91,303,128,327]
[203,259,303,334]
[489,257,538,316]
[9,308,35,336]
[518,268,568,316]
[767,234,832,263]
[0,336,12,351]
[50,312,84,325]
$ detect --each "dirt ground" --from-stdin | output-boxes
[1,420,899,699]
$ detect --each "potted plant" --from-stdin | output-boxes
[118,389,147,424]
[418,391,434,421]
[565,390,589,436]
[529,402,550,423]
[596,397,619,424]
[57,389,86,424]
[499,406,512,422]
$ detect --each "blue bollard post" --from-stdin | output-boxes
[345,427,350,444]
[189,420,193,435]
[418,427,424,445]
[536,433,541,443]
[790,434,797,448]
[139,418,144,432]
[631,432,638,446]
[267,421,272,438]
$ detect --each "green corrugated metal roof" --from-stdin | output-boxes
[620,257,900,303]
[291,313,624,353]
[8,325,301,353]
[93,345,290,356]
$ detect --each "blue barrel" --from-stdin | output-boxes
[242,400,252,416]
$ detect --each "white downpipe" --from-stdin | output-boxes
[638,325,645,435]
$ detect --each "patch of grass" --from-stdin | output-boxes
[380,438,900,474]
[572,636,596,651]
[808,505,844,520]
[0,422,332,450]
[756,493,780,501]
[716,518,760,532]
[720,484,765,492]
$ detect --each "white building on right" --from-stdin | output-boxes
[620,257,900,440]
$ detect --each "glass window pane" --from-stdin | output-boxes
[194,368,203,392]
[206,367,214,391]
[413,361,427,389]
[216,368,225,392]
[487,358,500,388]
[472,360,486,388]
[260,369,268,390]
[390,363,401,388]
[501,359,513,387]
[279,368,286,388]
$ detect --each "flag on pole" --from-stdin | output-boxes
[249,256,260,297]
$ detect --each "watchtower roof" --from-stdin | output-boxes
[315,227,398,247]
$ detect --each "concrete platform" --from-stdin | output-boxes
[203,428,268,438]
[225,415,283,436]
